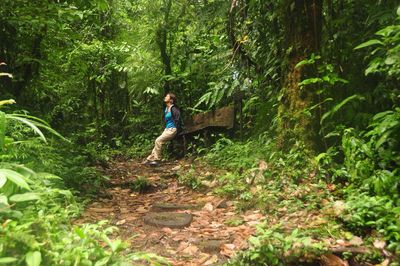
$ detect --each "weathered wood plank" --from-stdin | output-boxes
[183,106,234,134]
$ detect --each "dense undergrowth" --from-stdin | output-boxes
[0,103,163,265]
[196,112,399,265]
[1,1,400,265]
[192,18,400,264]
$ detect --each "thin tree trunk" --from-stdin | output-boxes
[156,0,173,95]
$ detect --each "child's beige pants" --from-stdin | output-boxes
[147,128,177,161]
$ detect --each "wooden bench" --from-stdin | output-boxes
[183,105,235,134]
[169,106,235,157]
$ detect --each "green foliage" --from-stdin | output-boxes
[343,193,400,251]
[355,12,400,76]
[1,0,400,263]
[320,95,365,126]
[316,108,400,252]
[231,225,326,265]
[0,105,162,264]
[177,166,203,190]
[129,176,151,193]
[341,108,400,198]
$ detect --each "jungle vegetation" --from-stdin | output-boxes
[0,0,399,265]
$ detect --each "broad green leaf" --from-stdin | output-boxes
[0,169,30,190]
[0,257,18,264]
[8,113,50,127]
[8,164,36,179]
[94,257,110,266]
[5,115,46,143]
[385,56,397,65]
[0,173,7,188]
[397,6,400,16]
[376,26,395,37]
[110,239,123,252]
[0,112,5,149]
[9,114,68,143]
[0,99,16,107]
[321,95,364,125]
[37,172,62,180]
[25,251,41,266]
[0,73,13,78]
[10,193,40,202]
[74,227,86,239]
[354,39,383,50]
[0,194,8,205]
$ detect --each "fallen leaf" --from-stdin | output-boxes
[320,254,349,266]
[136,206,147,213]
[177,242,189,252]
[220,243,236,257]
[336,239,347,246]
[172,165,181,171]
[162,227,173,234]
[243,213,263,222]
[332,201,345,216]
[182,244,199,255]
[204,255,218,265]
[215,199,227,208]
[197,253,211,264]
[116,219,126,225]
[349,236,363,246]
[88,207,114,213]
[259,160,267,171]
[373,239,386,249]
[203,203,214,212]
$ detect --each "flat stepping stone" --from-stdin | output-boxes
[151,202,203,212]
[143,212,193,228]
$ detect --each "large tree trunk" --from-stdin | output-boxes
[277,0,322,151]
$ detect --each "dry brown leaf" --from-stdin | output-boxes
[336,239,348,246]
[177,242,189,252]
[221,243,236,257]
[320,254,349,266]
[196,253,211,265]
[258,160,268,171]
[332,201,345,216]
[204,255,219,265]
[247,220,261,226]
[182,244,199,255]
[116,219,126,225]
[243,213,263,222]
[203,203,214,212]
[136,206,147,213]
[162,227,173,234]
[88,207,114,213]
[373,239,386,249]
[349,236,363,246]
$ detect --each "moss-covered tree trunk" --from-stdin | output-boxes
[277,0,322,151]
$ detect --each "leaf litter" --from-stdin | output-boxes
[75,159,262,265]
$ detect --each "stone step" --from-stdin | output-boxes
[151,202,203,212]
[143,212,193,228]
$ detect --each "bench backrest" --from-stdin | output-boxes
[183,106,235,134]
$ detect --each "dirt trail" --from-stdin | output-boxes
[77,159,264,265]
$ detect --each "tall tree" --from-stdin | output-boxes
[277,0,323,150]
[156,0,173,94]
